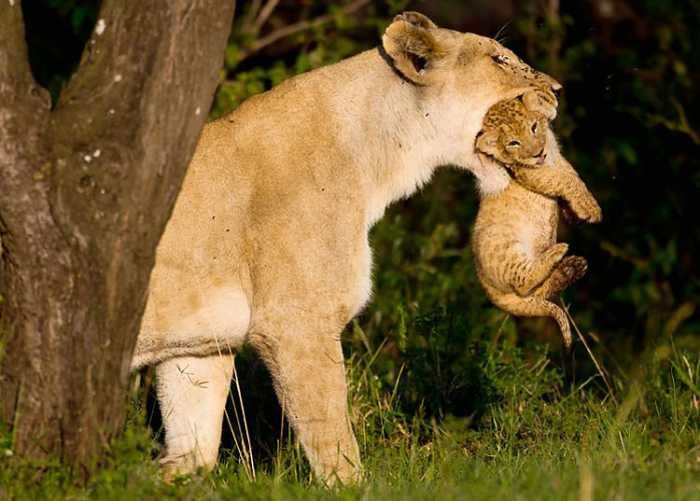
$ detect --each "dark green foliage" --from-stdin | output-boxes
[514,0,700,354]
[398,306,501,420]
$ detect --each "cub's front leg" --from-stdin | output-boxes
[513,162,602,223]
[514,130,602,223]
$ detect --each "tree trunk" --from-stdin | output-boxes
[0,0,235,476]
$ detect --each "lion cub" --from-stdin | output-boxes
[472,94,601,347]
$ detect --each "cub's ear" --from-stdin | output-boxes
[382,12,445,84]
[476,129,502,158]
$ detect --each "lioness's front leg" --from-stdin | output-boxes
[250,326,360,486]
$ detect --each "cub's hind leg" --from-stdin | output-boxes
[250,324,361,486]
[534,255,588,299]
[508,242,569,296]
[156,353,234,476]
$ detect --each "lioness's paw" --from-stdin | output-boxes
[159,454,202,483]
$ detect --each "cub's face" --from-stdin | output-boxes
[475,101,549,168]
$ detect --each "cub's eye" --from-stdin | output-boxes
[507,140,521,148]
[531,122,538,133]
[492,54,509,65]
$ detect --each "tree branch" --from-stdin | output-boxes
[237,0,371,64]
[252,0,280,34]
[0,5,60,449]
[0,0,37,93]
[48,0,235,258]
[241,0,263,34]
[0,0,52,234]
[1,0,235,469]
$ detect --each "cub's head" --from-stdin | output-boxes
[382,12,561,121]
[476,95,549,168]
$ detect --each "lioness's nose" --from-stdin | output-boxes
[551,79,563,92]
[538,71,562,94]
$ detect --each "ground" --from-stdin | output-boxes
[1,334,698,500]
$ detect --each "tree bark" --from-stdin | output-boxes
[0,0,235,476]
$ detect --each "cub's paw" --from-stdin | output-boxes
[544,255,588,297]
[568,193,602,223]
[545,242,570,264]
[556,255,588,284]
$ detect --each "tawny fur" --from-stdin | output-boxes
[477,92,549,168]
[132,12,564,484]
[473,96,601,347]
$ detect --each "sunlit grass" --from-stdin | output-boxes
[1,337,698,500]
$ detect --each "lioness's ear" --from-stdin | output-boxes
[382,12,445,84]
[394,11,438,30]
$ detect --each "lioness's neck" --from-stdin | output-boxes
[328,49,510,226]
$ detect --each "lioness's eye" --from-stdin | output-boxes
[492,54,509,65]
[507,140,520,148]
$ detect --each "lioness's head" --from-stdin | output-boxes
[382,11,561,120]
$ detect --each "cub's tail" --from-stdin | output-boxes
[481,281,572,348]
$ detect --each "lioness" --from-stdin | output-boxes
[133,12,567,484]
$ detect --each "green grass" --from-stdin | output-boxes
[1,336,698,500]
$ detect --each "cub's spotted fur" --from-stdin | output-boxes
[477,92,549,168]
[473,95,601,346]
